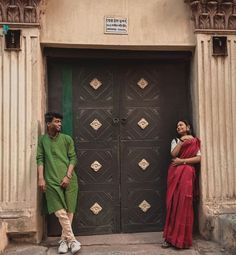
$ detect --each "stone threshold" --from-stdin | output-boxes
[43,232,163,247]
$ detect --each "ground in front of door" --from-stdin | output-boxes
[3,232,234,255]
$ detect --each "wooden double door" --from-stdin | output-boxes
[47,52,191,236]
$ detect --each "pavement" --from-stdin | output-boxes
[2,232,234,255]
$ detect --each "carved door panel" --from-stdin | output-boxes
[47,56,191,236]
[47,60,120,235]
[119,61,190,232]
[72,61,120,234]
[119,63,163,232]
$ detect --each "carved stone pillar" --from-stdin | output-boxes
[186,0,236,250]
[0,0,43,243]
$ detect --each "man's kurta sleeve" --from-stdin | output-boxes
[68,137,77,166]
[36,136,44,166]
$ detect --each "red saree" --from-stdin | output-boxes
[163,137,200,248]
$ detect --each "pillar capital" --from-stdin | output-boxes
[185,0,236,31]
[0,0,43,24]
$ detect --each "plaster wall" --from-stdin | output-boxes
[40,0,195,48]
[2,0,236,248]
[0,0,196,243]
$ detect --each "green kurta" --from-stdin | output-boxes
[36,133,78,214]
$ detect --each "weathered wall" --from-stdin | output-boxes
[40,0,195,48]
[0,28,43,242]
[1,1,236,248]
[0,0,196,243]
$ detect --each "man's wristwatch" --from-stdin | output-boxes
[66,174,72,179]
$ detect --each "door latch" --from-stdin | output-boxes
[121,118,127,124]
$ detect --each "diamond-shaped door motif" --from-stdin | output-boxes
[90,119,102,130]
[137,118,149,129]
[137,78,148,89]
[91,160,102,172]
[139,200,151,213]
[90,78,102,90]
[138,159,150,171]
[90,202,103,215]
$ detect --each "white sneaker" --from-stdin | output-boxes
[69,240,81,254]
[58,240,68,254]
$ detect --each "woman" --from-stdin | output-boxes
[162,120,201,249]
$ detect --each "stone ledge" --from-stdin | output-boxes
[218,214,236,254]
[0,221,8,253]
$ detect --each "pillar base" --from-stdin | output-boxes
[200,201,236,254]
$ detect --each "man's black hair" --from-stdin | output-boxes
[45,112,63,124]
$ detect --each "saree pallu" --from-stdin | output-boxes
[163,137,200,248]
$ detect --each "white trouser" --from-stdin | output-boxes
[55,209,76,242]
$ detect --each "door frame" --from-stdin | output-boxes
[44,48,193,236]
[44,48,192,61]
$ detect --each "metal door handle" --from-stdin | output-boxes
[121,118,127,124]
[112,117,120,124]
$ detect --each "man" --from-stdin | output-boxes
[37,112,81,254]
